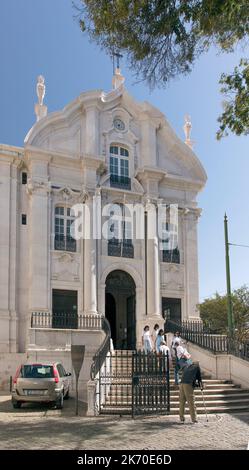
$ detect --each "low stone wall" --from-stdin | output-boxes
[0,327,105,402]
[27,327,105,402]
[0,353,27,390]
[187,342,249,389]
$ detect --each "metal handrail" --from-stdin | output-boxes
[165,319,249,361]
[90,317,112,380]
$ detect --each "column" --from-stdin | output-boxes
[0,156,18,352]
[184,210,200,319]
[145,200,161,317]
[147,236,161,317]
[28,158,50,313]
[9,162,19,351]
[84,195,97,315]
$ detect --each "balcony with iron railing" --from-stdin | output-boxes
[31,311,104,330]
[162,248,180,264]
[110,174,131,190]
[107,238,134,258]
[54,234,76,252]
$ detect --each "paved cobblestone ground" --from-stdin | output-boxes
[0,394,248,450]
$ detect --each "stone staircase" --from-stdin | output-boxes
[100,350,249,415]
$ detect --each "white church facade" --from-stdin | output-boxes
[0,69,206,390]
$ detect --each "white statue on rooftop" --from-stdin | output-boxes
[183,114,194,149]
[35,75,47,122]
[36,75,46,106]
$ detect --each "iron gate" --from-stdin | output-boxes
[132,351,170,417]
[96,350,170,417]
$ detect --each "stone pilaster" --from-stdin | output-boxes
[183,209,200,319]
[84,194,97,315]
[147,236,161,317]
[0,155,18,352]
[27,156,51,315]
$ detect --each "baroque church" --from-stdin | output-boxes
[0,67,206,398]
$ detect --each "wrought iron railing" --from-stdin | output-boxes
[108,239,134,258]
[31,312,103,330]
[162,248,180,264]
[92,349,170,416]
[165,319,249,361]
[110,174,131,190]
[54,234,76,252]
[90,317,111,380]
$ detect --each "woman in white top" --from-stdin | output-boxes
[151,323,160,351]
[142,325,153,353]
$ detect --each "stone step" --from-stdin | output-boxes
[100,404,249,415]
[104,397,249,406]
[101,380,239,389]
[105,391,249,400]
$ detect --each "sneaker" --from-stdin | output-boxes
[191,420,198,424]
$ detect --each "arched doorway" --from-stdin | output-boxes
[105,270,136,350]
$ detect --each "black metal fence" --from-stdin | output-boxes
[31,312,103,330]
[93,350,170,417]
[165,319,249,361]
[52,311,78,329]
[110,174,131,190]
[132,351,170,417]
[54,234,76,252]
[108,239,134,258]
[162,248,180,264]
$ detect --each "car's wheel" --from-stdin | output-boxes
[12,399,21,409]
[56,393,64,409]
[64,388,69,400]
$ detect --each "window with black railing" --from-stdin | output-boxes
[107,203,134,258]
[109,145,131,190]
[108,238,134,258]
[162,247,180,264]
[54,234,76,252]
[54,206,76,252]
[110,174,131,190]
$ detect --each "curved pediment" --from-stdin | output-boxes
[24,85,206,188]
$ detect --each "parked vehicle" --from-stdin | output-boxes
[11,362,71,409]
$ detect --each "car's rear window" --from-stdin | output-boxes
[20,365,54,379]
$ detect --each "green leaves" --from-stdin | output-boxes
[217,60,249,139]
[77,1,249,137]
[199,285,249,341]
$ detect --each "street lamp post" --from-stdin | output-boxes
[224,213,235,337]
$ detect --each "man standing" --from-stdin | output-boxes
[174,341,192,385]
[179,361,203,423]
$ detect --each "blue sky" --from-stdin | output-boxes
[1,0,249,301]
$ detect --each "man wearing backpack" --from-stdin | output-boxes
[179,361,203,424]
[174,341,192,385]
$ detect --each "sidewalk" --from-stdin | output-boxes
[0,394,248,450]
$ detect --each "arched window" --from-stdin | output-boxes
[54,206,76,252]
[110,145,131,190]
